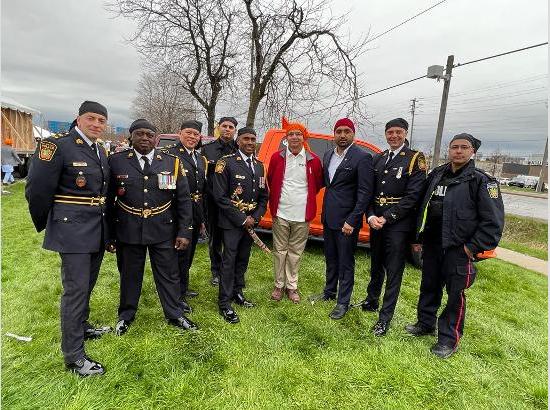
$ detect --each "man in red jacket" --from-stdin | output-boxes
[267,117,324,303]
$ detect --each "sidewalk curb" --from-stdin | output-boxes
[501,190,548,199]
[496,247,548,276]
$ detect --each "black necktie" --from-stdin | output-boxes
[91,143,99,158]
[386,151,394,164]
[246,158,254,175]
[142,156,150,173]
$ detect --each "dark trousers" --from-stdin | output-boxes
[59,251,104,363]
[417,241,477,348]
[116,241,184,322]
[219,227,253,309]
[323,227,359,306]
[366,229,409,322]
[207,200,223,278]
[177,224,200,298]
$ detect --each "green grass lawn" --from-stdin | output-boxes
[2,182,548,409]
[500,214,548,260]
[501,186,547,197]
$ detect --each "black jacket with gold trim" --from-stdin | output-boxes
[212,152,268,229]
[25,129,110,253]
[367,146,427,232]
[107,148,193,245]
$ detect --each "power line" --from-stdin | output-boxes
[453,42,549,68]
[365,0,447,44]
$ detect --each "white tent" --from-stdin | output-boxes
[33,125,51,140]
[0,96,41,116]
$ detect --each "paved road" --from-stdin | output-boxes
[502,193,548,220]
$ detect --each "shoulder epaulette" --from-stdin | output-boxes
[50,132,69,140]
[475,168,494,180]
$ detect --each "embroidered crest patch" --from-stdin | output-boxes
[417,154,427,171]
[487,182,499,199]
[215,160,226,173]
[38,141,57,161]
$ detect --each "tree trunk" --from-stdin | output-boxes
[246,93,262,128]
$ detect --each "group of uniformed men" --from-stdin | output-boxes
[25,100,504,376]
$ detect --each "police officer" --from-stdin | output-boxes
[162,120,207,304]
[212,127,268,324]
[361,118,426,336]
[107,118,198,336]
[405,133,504,358]
[25,101,111,376]
[202,116,238,285]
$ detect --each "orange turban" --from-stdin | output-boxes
[4,138,12,146]
[282,117,309,139]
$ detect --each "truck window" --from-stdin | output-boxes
[278,137,333,157]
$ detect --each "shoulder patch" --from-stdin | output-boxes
[417,152,427,171]
[38,140,57,161]
[486,181,499,199]
[215,159,226,173]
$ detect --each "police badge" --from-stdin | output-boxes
[235,184,243,195]
[487,182,499,199]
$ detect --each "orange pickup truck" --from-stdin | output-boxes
[255,128,382,244]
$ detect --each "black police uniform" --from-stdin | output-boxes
[415,159,504,348]
[202,138,238,282]
[25,129,110,364]
[364,146,426,324]
[212,152,268,310]
[163,142,207,298]
[107,148,193,324]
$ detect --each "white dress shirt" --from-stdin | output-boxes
[277,147,308,222]
[184,147,198,167]
[328,143,353,182]
[134,149,155,170]
[386,143,405,164]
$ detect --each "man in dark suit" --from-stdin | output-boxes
[360,118,427,336]
[26,101,111,376]
[202,117,238,285]
[212,127,268,324]
[311,118,374,320]
[163,120,207,306]
[106,118,197,336]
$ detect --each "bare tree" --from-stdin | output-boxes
[243,0,367,128]
[108,0,366,132]
[108,0,240,135]
[131,68,198,133]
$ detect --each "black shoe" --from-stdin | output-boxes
[219,307,240,324]
[114,319,131,336]
[186,290,199,298]
[360,299,379,312]
[405,322,436,337]
[373,320,389,337]
[168,316,199,331]
[84,325,112,340]
[430,343,457,359]
[66,357,105,376]
[308,293,336,302]
[181,299,193,314]
[232,293,255,308]
[329,304,348,320]
[210,275,220,286]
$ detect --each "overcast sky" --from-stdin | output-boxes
[2,0,548,156]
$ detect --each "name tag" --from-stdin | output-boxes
[72,162,88,167]
[116,174,128,179]
[235,175,246,179]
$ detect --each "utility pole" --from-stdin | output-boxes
[409,98,417,148]
[536,136,548,192]
[432,55,454,168]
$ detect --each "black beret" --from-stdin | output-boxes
[129,118,157,134]
[450,133,481,152]
[385,118,408,131]
[180,120,202,132]
[79,100,108,119]
[237,126,256,137]
[219,116,238,127]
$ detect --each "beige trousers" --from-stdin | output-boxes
[272,216,309,290]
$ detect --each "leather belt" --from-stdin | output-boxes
[231,199,257,212]
[375,196,402,205]
[190,193,203,203]
[54,194,106,206]
[118,200,172,218]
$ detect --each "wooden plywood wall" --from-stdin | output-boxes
[1,107,35,152]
